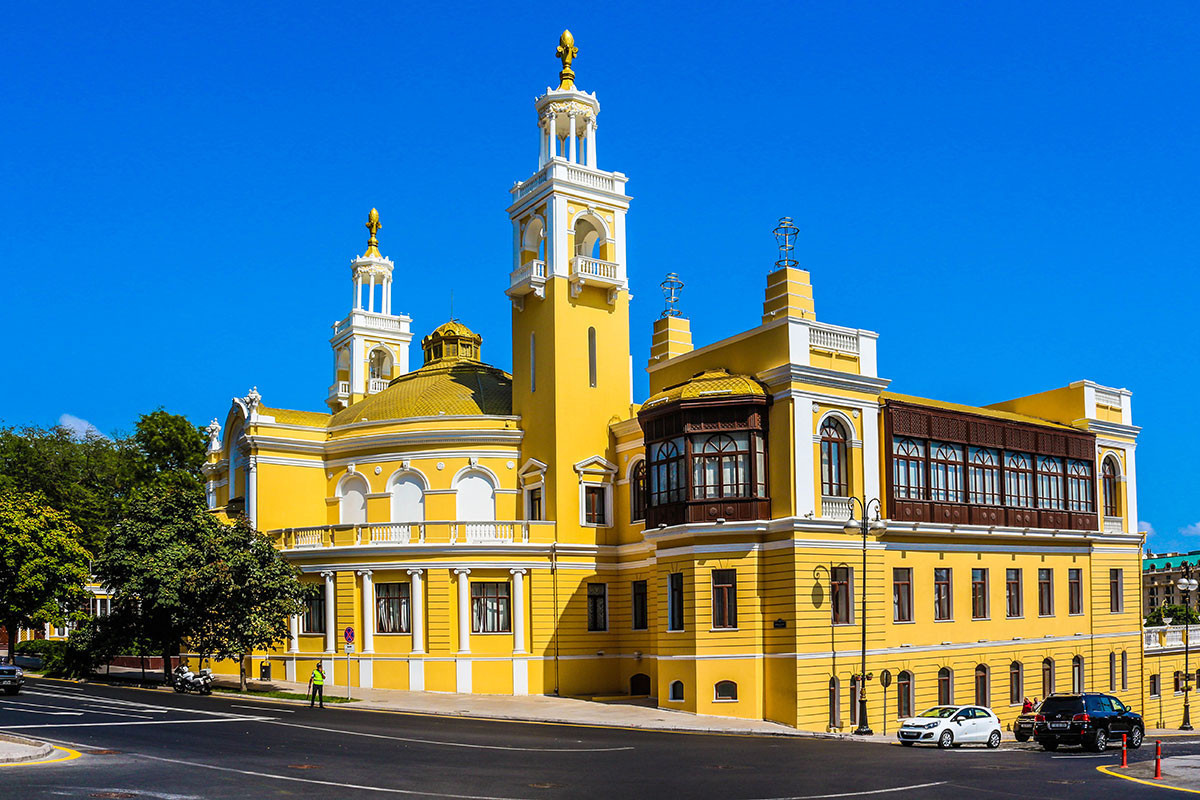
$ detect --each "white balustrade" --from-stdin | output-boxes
[511,260,546,284]
[368,377,389,394]
[571,256,619,281]
[809,324,860,355]
[563,164,615,192]
[337,381,350,396]
[1103,516,1124,533]
[368,524,413,544]
[455,522,516,544]
[333,311,406,336]
[293,528,325,548]
[1095,389,1123,409]
[1146,629,1162,649]
[821,496,854,520]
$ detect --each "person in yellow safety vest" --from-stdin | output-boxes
[308,663,325,708]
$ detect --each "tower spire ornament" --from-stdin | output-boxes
[364,208,382,258]
[555,30,578,90]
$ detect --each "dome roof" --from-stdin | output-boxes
[641,368,767,410]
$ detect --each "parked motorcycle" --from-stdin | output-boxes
[172,663,213,695]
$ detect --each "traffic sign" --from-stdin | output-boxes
[344,626,355,644]
[345,643,355,654]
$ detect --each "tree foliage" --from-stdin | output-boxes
[0,492,92,660]
[1147,603,1200,627]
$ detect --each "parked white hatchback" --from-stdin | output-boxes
[897,705,1003,749]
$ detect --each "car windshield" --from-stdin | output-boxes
[917,706,958,718]
[1040,696,1084,715]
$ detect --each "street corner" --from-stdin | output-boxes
[1099,756,1200,794]
[0,733,80,767]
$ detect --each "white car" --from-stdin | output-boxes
[897,705,1003,749]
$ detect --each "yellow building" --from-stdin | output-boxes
[203,32,1145,733]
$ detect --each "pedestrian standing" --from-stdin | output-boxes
[1022,697,1033,714]
[309,663,325,708]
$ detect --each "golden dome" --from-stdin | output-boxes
[421,320,484,366]
[641,369,767,410]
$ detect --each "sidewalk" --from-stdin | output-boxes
[0,733,53,764]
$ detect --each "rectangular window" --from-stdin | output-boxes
[631,580,648,630]
[1069,568,1083,614]
[583,485,608,526]
[1110,569,1123,613]
[303,593,326,634]
[892,438,926,500]
[471,582,511,633]
[375,582,411,634]
[972,568,989,619]
[527,487,543,521]
[1006,568,1022,618]
[1150,673,1160,698]
[893,568,913,623]
[691,432,752,500]
[667,572,684,631]
[587,583,607,631]
[832,566,853,625]
[967,447,1001,505]
[1122,651,1129,691]
[711,569,738,629]
[935,568,952,621]
[1038,568,1053,616]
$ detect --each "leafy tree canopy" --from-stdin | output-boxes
[0,492,92,659]
[1147,603,1200,626]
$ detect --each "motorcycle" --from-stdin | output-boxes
[172,664,213,695]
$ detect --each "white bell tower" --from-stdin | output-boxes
[327,208,413,410]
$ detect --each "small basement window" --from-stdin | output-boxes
[715,680,738,702]
[668,680,685,702]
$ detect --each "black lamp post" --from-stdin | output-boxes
[843,496,886,736]
[1178,562,1197,731]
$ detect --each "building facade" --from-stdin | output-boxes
[203,33,1145,732]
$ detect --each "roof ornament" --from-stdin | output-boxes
[364,208,382,258]
[773,216,799,272]
[556,30,578,91]
[660,272,685,319]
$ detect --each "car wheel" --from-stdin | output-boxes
[1040,739,1059,751]
[1089,727,1109,752]
[1014,732,1030,743]
[3,688,16,696]
[901,741,914,747]
[987,731,1002,749]
[1129,726,1144,749]
[938,730,954,749]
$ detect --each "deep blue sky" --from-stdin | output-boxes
[2,2,1196,549]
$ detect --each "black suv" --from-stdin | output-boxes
[1033,693,1144,751]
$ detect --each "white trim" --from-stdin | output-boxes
[386,466,430,491]
[624,455,646,481]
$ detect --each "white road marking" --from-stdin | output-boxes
[0,715,277,730]
[751,786,949,799]
[264,719,635,752]
[0,700,84,716]
[1050,754,1114,759]
[231,704,293,713]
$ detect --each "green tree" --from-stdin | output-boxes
[1147,603,1200,627]
[130,409,207,492]
[0,492,92,661]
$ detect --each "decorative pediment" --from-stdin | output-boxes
[573,454,617,478]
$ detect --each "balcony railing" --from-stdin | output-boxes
[809,323,860,355]
[821,496,854,520]
[1145,625,1200,650]
[333,310,408,336]
[571,256,619,281]
[368,377,389,394]
[274,521,554,549]
[508,260,547,299]
[1103,516,1124,533]
[511,160,625,201]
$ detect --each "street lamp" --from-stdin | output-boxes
[1177,562,1198,731]
[843,496,887,736]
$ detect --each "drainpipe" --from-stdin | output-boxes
[551,542,560,696]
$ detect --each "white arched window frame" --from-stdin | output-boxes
[569,210,612,261]
[1102,455,1122,519]
[226,421,245,502]
[626,456,647,524]
[453,467,498,522]
[522,215,546,264]
[818,413,851,498]
[337,472,370,525]
[387,469,427,523]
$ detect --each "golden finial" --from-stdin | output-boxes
[364,208,381,258]
[555,29,578,91]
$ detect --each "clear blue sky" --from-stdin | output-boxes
[2,2,1196,549]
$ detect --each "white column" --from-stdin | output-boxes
[246,456,258,528]
[510,569,527,653]
[383,277,391,316]
[587,118,597,166]
[358,570,374,654]
[368,273,376,313]
[323,571,336,653]
[288,614,299,653]
[352,274,359,309]
[568,113,577,163]
[407,569,425,653]
[454,568,471,653]
[354,275,362,310]
[547,113,556,159]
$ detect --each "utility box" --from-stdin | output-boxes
[259,661,271,681]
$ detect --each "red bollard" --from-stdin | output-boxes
[1121,734,1128,768]
[1155,740,1163,780]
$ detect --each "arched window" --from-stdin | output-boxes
[937,667,953,705]
[968,447,1001,505]
[828,677,841,728]
[892,438,926,499]
[897,670,913,718]
[668,680,684,702]
[974,664,989,707]
[630,673,651,696]
[630,461,647,523]
[1102,457,1120,517]
[850,675,861,726]
[522,216,546,265]
[389,473,425,523]
[338,474,369,525]
[588,327,597,388]
[715,680,738,701]
[1066,460,1094,512]
[455,470,496,522]
[820,418,849,497]
[368,348,392,381]
[1042,658,1055,697]
[1037,456,1065,510]
[1109,651,1117,692]
[1175,671,1184,694]
[648,439,685,506]
[1006,452,1035,508]
[930,442,964,502]
[692,433,751,499]
[1009,661,1023,705]
[1121,650,1129,691]
[1072,655,1085,693]
[529,333,536,393]
[574,216,603,260]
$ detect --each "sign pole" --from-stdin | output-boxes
[344,627,355,701]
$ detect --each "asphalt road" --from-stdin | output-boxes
[0,678,1189,799]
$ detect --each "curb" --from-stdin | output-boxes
[0,733,54,764]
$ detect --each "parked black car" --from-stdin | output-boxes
[0,660,24,695]
[1014,707,1038,742]
[1033,693,1144,751]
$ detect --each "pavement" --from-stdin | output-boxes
[4,677,1191,799]
[0,732,53,763]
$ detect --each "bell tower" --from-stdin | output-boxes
[507,31,632,526]
[327,209,413,410]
